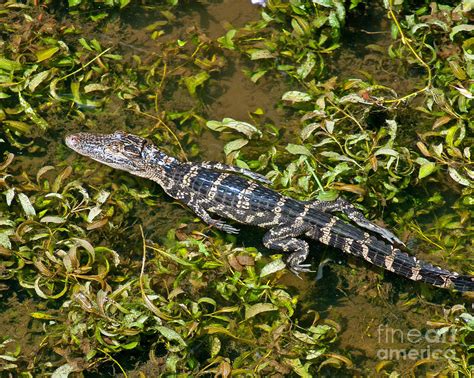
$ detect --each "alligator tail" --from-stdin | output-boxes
[307,216,474,292]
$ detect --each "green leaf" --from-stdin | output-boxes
[245,303,278,319]
[448,167,470,186]
[5,188,15,206]
[282,91,312,103]
[27,70,51,93]
[224,139,248,155]
[418,162,436,179]
[218,29,236,50]
[40,216,66,224]
[30,312,56,320]
[0,57,22,71]
[84,84,109,93]
[374,148,399,157]
[206,118,261,138]
[78,38,92,51]
[156,326,186,346]
[121,341,139,349]
[183,71,210,96]
[35,47,59,63]
[297,52,316,80]
[260,259,286,277]
[248,49,274,60]
[0,232,11,249]
[312,0,333,7]
[450,24,474,40]
[90,13,108,22]
[18,92,49,131]
[119,0,131,8]
[51,363,77,378]
[17,193,36,218]
[285,143,312,157]
[250,69,267,83]
[284,358,311,378]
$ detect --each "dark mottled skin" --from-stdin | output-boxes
[65,131,474,292]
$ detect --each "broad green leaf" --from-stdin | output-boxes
[119,0,131,8]
[40,216,66,224]
[35,47,59,63]
[156,326,186,346]
[284,358,311,378]
[84,83,109,93]
[312,0,333,7]
[51,363,77,378]
[90,13,108,22]
[183,71,210,96]
[374,148,399,157]
[27,70,51,93]
[418,162,436,179]
[260,259,286,277]
[206,118,261,138]
[121,341,139,349]
[282,91,312,103]
[245,303,278,319]
[18,92,49,131]
[210,337,221,358]
[30,312,56,320]
[218,29,236,50]
[248,49,273,60]
[297,52,316,79]
[87,206,102,223]
[0,57,22,71]
[300,123,320,141]
[450,24,474,40]
[78,38,92,51]
[17,193,36,217]
[250,69,267,83]
[224,138,248,155]
[448,167,470,186]
[5,188,15,206]
[0,232,11,249]
[293,330,318,344]
[285,143,312,157]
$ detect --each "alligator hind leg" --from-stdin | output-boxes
[306,197,404,246]
[263,224,314,274]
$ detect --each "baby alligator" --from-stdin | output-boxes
[65,131,474,292]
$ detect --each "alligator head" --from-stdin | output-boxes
[65,131,177,181]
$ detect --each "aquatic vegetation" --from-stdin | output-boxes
[0,0,472,375]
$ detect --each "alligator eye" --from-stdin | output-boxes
[122,144,141,158]
[113,130,126,138]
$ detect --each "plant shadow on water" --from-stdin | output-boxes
[0,0,472,376]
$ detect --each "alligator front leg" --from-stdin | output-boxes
[306,197,404,246]
[185,196,240,234]
[263,224,314,274]
[191,161,271,185]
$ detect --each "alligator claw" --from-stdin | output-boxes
[288,263,314,276]
[212,220,240,234]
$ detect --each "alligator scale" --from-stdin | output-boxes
[66,131,474,292]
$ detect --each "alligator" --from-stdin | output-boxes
[65,131,474,292]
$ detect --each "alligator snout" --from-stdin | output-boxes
[65,134,80,149]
